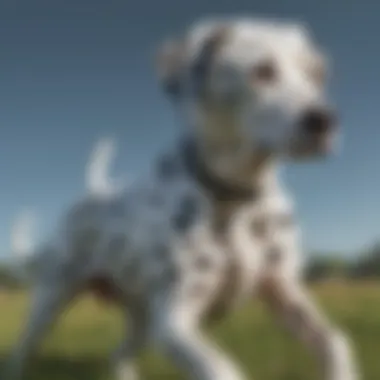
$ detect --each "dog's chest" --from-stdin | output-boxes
[124,173,299,323]
[198,194,298,320]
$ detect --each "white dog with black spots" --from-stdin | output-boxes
[5,17,359,380]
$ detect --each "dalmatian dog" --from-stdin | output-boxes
[5,17,359,380]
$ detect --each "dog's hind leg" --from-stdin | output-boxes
[5,269,80,379]
[110,303,149,380]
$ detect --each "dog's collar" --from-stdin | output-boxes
[180,138,257,203]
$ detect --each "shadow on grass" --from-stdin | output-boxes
[0,354,110,380]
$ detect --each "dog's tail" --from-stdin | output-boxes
[85,137,125,196]
[11,209,36,260]
[5,210,40,283]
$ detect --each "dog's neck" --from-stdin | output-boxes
[180,134,280,203]
[204,142,276,188]
[180,134,281,235]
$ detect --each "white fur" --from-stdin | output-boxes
[11,210,36,259]
[85,136,126,197]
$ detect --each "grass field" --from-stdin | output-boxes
[0,281,379,379]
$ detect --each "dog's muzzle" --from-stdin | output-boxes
[298,107,338,153]
[300,108,336,135]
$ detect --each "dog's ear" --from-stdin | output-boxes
[190,25,229,97]
[155,37,187,98]
[155,24,228,100]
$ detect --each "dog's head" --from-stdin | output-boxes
[156,18,337,161]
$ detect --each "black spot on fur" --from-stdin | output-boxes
[156,154,181,180]
[277,213,294,228]
[266,246,282,265]
[149,192,165,207]
[194,254,213,271]
[188,281,209,298]
[108,198,128,218]
[109,235,128,254]
[212,213,230,236]
[251,218,268,239]
[123,255,140,279]
[172,195,199,232]
[166,266,178,284]
[148,265,178,294]
[156,244,169,260]
[163,78,181,98]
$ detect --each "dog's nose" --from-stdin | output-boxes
[301,108,336,135]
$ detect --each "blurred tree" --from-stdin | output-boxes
[351,241,380,278]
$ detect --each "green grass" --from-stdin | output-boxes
[1,281,379,379]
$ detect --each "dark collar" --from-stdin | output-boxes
[180,138,257,203]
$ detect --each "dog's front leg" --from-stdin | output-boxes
[149,291,246,380]
[259,277,359,380]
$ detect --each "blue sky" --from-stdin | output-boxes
[0,1,379,257]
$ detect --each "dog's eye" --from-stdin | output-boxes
[250,61,277,84]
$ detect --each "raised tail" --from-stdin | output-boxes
[85,136,125,196]
[6,209,39,283]
[11,209,36,259]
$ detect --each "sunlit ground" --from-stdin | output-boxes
[1,281,379,379]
